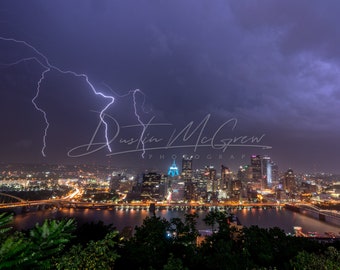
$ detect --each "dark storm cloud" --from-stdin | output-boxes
[227,1,340,130]
[0,0,340,172]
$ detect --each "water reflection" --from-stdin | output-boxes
[11,208,340,235]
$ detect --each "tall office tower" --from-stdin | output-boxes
[261,156,272,188]
[251,155,262,181]
[237,165,248,182]
[271,163,279,183]
[221,165,232,193]
[168,159,179,177]
[283,169,296,193]
[205,166,217,200]
[194,169,208,201]
[159,174,168,200]
[182,155,194,201]
[110,173,122,192]
[182,155,193,179]
[266,162,272,188]
[141,172,161,201]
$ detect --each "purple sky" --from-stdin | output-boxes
[0,1,340,173]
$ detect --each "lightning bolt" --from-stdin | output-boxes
[103,83,149,158]
[132,89,147,158]
[0,36,114,156]
[32,68,50,156]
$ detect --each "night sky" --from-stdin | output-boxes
[0,1,340,173]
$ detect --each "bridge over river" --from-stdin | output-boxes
[285,203,340,227]
[2,192,338,226]
[0,192,284,213]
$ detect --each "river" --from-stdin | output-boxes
[10,207,340,236]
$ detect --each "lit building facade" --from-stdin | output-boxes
[182,155,193,179]
[251,155,262,181]
[194,169,208,201]
[205,165,217,201]
[283,169,296,193]
[141,172,161,201]
[168,159,179,177]
[221,165,232,193]
[182,155,194,201]
[261,156,272,188]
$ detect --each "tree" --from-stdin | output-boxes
[56,231,120,270]
[183,212,200,242]
[203,210,219,232]
[163,253,188,270]
[0,231,33,269]
[115,215,172,270]
[290,246,340,270]
[0,213,76,270]
[241,226,280,268]
[0,213,33,269]
[72,220,116,246]
[0,213,12,236]
[197,210,243,270]
[203,210,231,233]
[29,218,76,268]
[170,212,200,244]
[168,212,200,268]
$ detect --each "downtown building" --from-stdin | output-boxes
[283,168,296,193]
[182,155,195,201]
[166,159,183,202]
[250,155,277,190]
[193,169,208,202]
[205,165,217,202]
[141,172,167,201]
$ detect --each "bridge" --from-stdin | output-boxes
[295,203,340,219]
[0,192,26,203]
[0,192,284,212]
[286,203,340,227]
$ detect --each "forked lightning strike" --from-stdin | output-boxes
[0,36,114,156]
[103,83,149,158]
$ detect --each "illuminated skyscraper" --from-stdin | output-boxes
[267,162,272,187]
[182,155,194,201]
[271,163,279,183]
[251,155,262,181]
[209,166,217,193]
[221,165,232,192]
[194,169,208,201]
[284,169,296,193]
[205,165,217,201]
[168,159,179,177]
[261,156,272,188]
[141,172,161,201]
[182,155,193,179]
[237,165,249,182]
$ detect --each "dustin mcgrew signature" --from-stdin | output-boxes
[67,114,272,158]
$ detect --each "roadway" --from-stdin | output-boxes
[0,199,285,210]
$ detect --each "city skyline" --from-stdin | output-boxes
[1,1,340,173]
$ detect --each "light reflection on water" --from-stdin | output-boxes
[11,208,340,235]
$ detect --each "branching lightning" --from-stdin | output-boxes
[103,83,149,158]
[0,36,114,156]
[32,68,50,156]
[132,90,147,158]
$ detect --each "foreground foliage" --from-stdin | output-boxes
[56,231,120,270]
[0,210,339,270]
[0,213,76,269]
